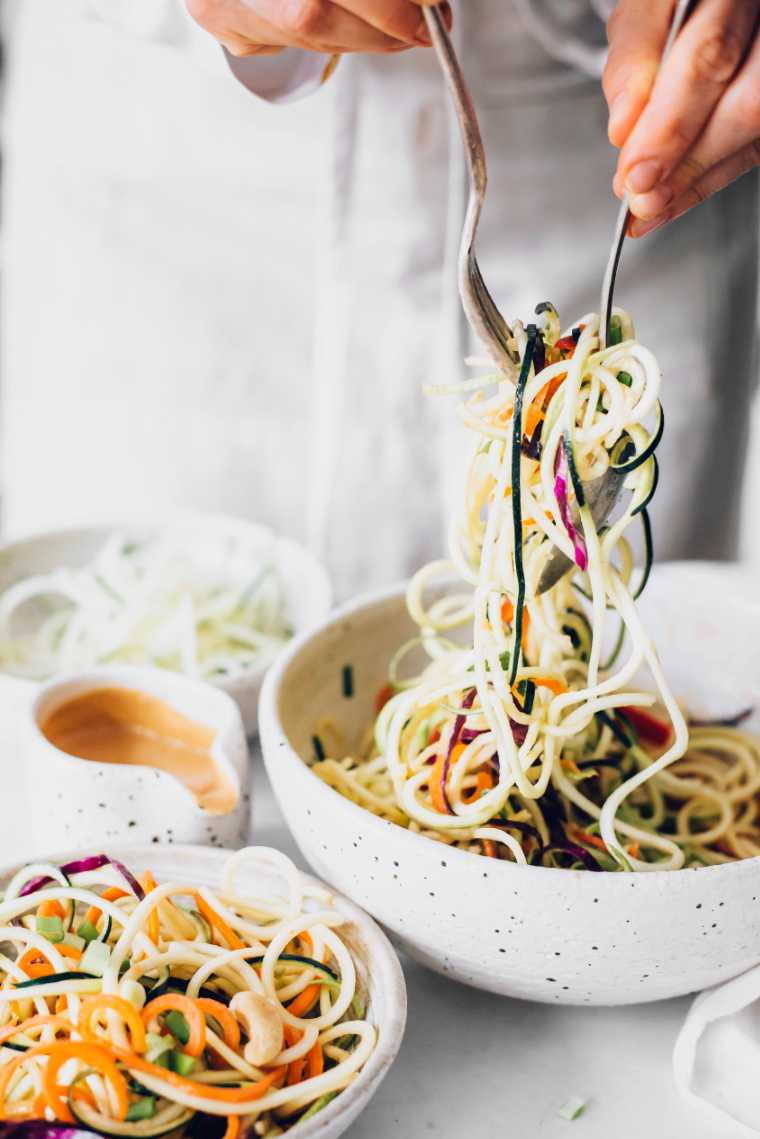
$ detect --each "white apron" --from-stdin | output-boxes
[1,0,758,598]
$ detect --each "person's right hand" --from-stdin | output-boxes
[603,0,760,237]
[186,0,450,57]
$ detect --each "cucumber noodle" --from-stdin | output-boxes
[0,525,292,682]
[0,848,375,1133]
[312,305,760,871]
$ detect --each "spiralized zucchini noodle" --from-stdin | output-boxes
[0,525,292,683]
[313,306,760,871]
[0,849,375,1135]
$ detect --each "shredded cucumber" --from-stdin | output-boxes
[0,524,292,682]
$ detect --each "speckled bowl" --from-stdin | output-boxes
[0,517,332,733]
[0,843,407,1139]
[261,562,760,1006]
[19,664,251,851]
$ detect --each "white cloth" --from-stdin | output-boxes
[224,45,335,103]
[1,0,758,601]
[675,966,760,1137]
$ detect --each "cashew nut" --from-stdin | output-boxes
[230,991,284,1066]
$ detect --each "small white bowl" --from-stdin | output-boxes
[19,664,250,851]
[0,843,407,1139]
[261,562,760,1006]
[0,516,332,733]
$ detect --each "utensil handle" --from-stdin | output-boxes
[423,5,486,197]
[600,0,698,347]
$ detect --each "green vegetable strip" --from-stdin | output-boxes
[14,970,98,990]
[633,508,654,599]
[563,431,586,509]
[243,953,339,983]
[312,734,326,761]
[300,1091,338,1123]
[632,455,659,517]
[612,402,665,475]
[600,618,626,671]
[509,325,538,687]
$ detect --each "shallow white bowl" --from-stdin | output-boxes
[261,562,760,1006]
[0,843,407,1139]
[0,516,332,733]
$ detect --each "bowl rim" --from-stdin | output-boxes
[0,841,407,1139]
[260,562,760,887]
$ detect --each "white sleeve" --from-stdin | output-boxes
[223,47,338,104]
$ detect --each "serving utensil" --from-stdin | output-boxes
[422,6,519,379]
[599,0,695,349]
[537,0,696,595]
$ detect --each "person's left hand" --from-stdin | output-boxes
[603,0,760,237]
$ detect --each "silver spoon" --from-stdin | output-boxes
[537,0,697,595]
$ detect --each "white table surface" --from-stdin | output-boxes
[3,748,744,1139]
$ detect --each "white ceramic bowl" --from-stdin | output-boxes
[261,562,760,1006]
[19,664,250,851]
[0,843,407,1139]
[0,516,332,733]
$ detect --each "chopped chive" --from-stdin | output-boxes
[168,1050,196,1076]
[164,1010,190,1046]
[36,915,64,943]
[342,664,354,698]
[126,1096,156,1122]
[76,920,99,943]
[557,1095,586,1121]
[608,314,623,345]
[312,734,326,762]
[617,369,633,387]
[499,650,511,672]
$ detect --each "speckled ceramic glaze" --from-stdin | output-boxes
[15,665,251,851]
[0,843,407,1139]
[0,517,332,733]
[261,562,760,1006]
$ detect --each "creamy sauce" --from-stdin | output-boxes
[41,686,238,814]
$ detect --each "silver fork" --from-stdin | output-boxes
[423,6,519,379]
[424,5,619,594]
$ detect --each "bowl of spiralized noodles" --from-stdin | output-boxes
[0,844,406,1137]
[264,303,760,1003]
[260,562,760,1006]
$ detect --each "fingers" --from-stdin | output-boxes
[613,0,757,198]
[629,137,760,237]
[627,25,760,221]
[602,0,671,148]
[187,0,424,54]
[336,0,447,47]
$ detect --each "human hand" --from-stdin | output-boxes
[603,0,760,236]
[186,0,450,57]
